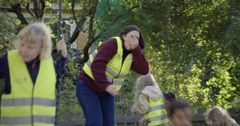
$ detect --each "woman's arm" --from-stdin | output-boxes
[91,39,117,91]
[0,55,5,95]
[0,54,6,79]
[54,56,68,79]
[131,46,149,75]
[55,39,68,79]
[0,54,11,94]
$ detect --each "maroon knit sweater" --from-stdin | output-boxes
[78,37,149,92]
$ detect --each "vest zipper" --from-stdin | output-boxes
[113,40,125,82]
[116,64,123,78]
[112,58,124,83]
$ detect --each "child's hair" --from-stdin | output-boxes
[134,73,158,93]
[169,99,191,117]
[16,22,52,59]
[164,92,176,103]
[205,106,239,126]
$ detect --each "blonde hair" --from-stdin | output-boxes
[16,22,52,59]
[205,106,239,126]
[132,73,159,113]
[134,73,158,93]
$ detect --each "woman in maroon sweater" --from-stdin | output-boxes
[76,25,149,126]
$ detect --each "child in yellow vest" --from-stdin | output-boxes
[131,74,170,126]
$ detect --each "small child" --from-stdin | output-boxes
[205,106,239,126]
[131,74,170,126]
[164,92,176,115]
[169,99,192,126]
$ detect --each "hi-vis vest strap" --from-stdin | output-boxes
[144,98,170,126]
[83,36,133,91]
[0,50,56,126]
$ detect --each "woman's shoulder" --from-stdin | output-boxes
[104,37,118,43]
[99,38,118,51]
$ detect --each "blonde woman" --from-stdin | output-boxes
[131,74,170,126]
[205,106,239,126]
[0,22,68,126]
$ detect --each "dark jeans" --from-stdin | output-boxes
[76,79,114,126]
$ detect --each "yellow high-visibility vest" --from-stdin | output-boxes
[83,36,133,91]
[0,50,56,126]
[144,98,170,126]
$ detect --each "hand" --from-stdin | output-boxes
[105,85,118,96]
[131,104,137,112]
[130,35,139,50]
[56,39,67,58]
[138,117,145,126]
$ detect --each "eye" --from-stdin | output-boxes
[28,45,36,50]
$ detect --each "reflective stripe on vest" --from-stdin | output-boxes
[144,98,170,126]
[1,98,55,106]
[1,115,55,125]
[0,50,56,126]
[83,36,133,91]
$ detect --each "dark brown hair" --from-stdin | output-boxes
[120,25,145,49]
[169,99,191,116]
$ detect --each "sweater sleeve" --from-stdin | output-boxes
[0,53,11,94]
[135,93,149,114]
[0,54,6,79]
[131,46,149,75]
[54,55,69,80]
[91,39,117,91]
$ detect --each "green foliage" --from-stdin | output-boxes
[115,72,138,111]
[0,13,16,55]
[96,0,124,18]
[0,0,19,5]
[1,0,240,120]
[58,50,83,119]
[140,0,240,110]
[72,0,240,113]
